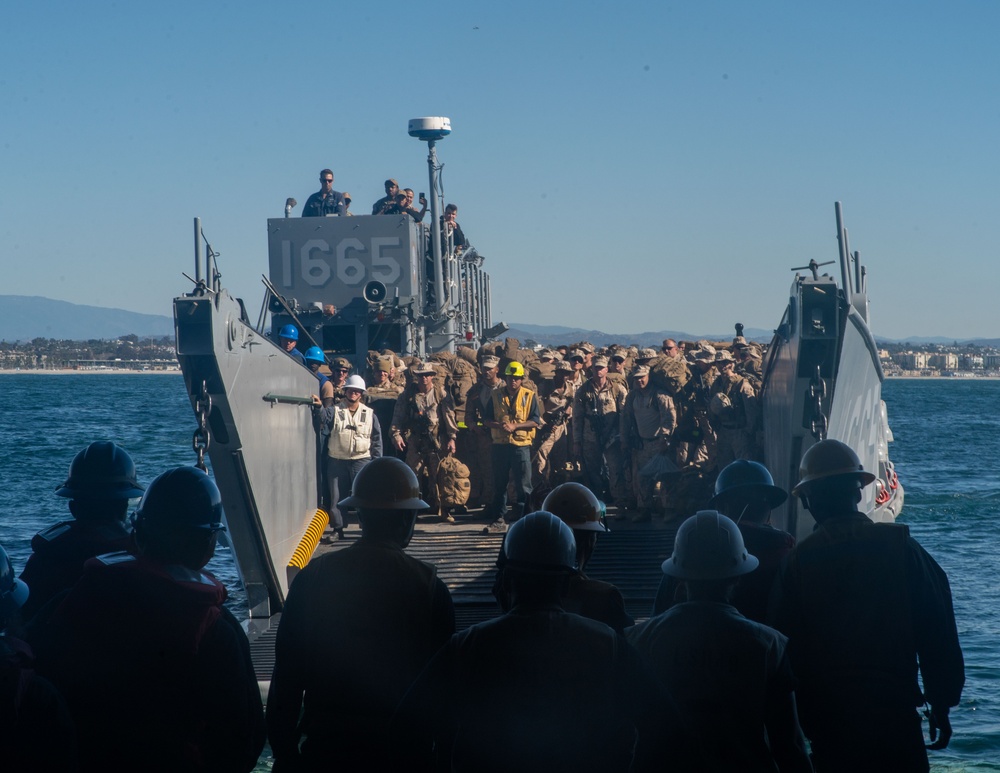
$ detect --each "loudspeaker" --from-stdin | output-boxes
[363,280,387,304]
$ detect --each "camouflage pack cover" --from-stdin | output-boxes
[438,455,471,506]
[649,355,691,395]
[456,345,479,365]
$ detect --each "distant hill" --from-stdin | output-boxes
[2,296,991,348]
[506,323,775,348]
[0,296,174,341]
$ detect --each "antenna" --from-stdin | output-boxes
[409,117,454,349]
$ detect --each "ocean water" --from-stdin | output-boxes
[1,373,997,770]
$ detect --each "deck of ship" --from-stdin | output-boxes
[246,506,682,683]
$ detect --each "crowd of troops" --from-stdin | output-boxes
[306,328,767,532]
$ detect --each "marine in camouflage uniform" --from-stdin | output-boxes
[532,359,577,492]
[572,356,628,504]
[621,365,677,522]
[390,361,459,519]
[366,357,404,460]
[670,348,719,519]
[708,350,759,467]
[461,356,502,509]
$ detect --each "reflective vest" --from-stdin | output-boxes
[490,386,537,446]
[328,404,375,460]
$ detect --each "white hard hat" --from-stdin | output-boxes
[344,375,367,392]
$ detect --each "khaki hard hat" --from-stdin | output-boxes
[339,457,429,510]
[542,482,608,533]
[792,439,876,496]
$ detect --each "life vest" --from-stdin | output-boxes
[327,404,376,460]
[490,386,537,446]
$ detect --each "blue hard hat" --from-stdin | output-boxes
[304,346,325,364]
[279,324,299,341]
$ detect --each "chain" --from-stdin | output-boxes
[192,379,211,471]
[808,365,828,440]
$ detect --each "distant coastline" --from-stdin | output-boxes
[0,368,181,375]
[2,368,999,382]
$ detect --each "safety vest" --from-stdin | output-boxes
[327,404,375,460]
[490,386,537,446]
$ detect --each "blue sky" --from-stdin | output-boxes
[2,1,996,340]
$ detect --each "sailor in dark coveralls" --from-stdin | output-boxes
[266,457,455,772]
[653,458,795,624]
[536,481,634,635]
[628,511,812,772]
[771,439,965,772]
[394,511,697,773]
[18,441,144,621]
[1,542,79,772]
[27,467,266,773]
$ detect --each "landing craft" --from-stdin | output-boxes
[173,121,902,662]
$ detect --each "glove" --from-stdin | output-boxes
[925,705,952,750]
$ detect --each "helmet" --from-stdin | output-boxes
[661,510,759,580]
[0,543,29,614]
[343,375,367,392]
[304,346,325,364]
[792,439,876,497]
[542,483,608,532]
[55,442,145,499]
[505,361,525,378]
[503,511,576,574]
[279,324,298,341]
[709,392,731,416]
[709,460,787,509]
[338,457,428,510]
[134,467,226,532]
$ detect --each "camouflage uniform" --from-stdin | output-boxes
[533,364,577,487]
[390,378,459,513]
[462,364,501,509]
[572,368,628,504]
[621,371,677,516]
[366,362,404,459]
[709,354,759,467]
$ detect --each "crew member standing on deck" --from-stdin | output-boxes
[771,440,965,772]
[1,542,79,771]
[313,375,382,541]
[393,511,697,772]
[463,355,503,509]
[621,365,676,523]
[302,168,347,216]
[572,355,628,505]
[19,441,144,621]
[628,511,812,772]
[28,467,266,773]
[267,457,455,772]
[654,459,795,623]
[482,361,541,534]
[390,361,459,521]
